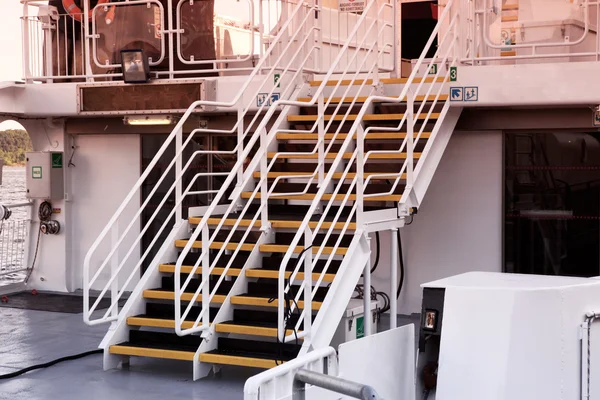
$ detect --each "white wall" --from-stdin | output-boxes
[68,134,141,292]
[371,130,504,314]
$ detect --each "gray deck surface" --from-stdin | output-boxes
[0,307,255,400]
[0,307,419,400]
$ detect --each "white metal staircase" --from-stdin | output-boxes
[83,0,462,380]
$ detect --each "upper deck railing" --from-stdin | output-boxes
[21,0,394,83]
[20,0,600,85]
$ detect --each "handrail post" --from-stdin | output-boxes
[201,223,210,331]
[303,225,313,342]
[356,124,365,227]
[167,0,175,79]
[317,92,325,186]
[22,3,32,82]
[363,234,372,337]
[373,0,380,86]
[406,90,414,189]
[260,127,269,229]
[110,223,119,319]
[390,228,398,329]
[176,126,183,222]
[237,101,245,187]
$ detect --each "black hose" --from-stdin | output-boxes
[371,231,380,274]
[396,229,404,299]
[0,349,102,380]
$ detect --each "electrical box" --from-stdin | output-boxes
[331,299,379,349]
[26,152,64,200]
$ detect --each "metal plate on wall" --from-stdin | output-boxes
[77,80,216,115]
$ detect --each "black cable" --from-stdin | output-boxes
[371,231,380,274]
[0,349,102,380]
[25,202,52,284]
[24,223,42,284]
[38,201,53,222]
[396,229,404,299]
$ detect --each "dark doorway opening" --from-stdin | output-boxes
[401,1,438,60]
[504,131,600,277]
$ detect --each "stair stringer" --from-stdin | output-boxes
[407,103,463,210]
[299,231,370,355]
[192,228,275,381]
[99,219,189,371]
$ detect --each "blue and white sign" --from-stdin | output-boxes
[464,87,479,102]
[257,93,281,107]
[450,87,463,101]
[450,86,479,102]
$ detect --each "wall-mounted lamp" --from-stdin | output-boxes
[123,115,175,126]
[120,49,150,84]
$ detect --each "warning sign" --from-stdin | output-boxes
[339,0,365,13]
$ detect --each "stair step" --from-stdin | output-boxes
[159,264,242,277]
[127,316,201,330]
[502,3,519,10]
[267,151,421,160]
[287,113,439,122]
[195,217,357,230]
[243,192,402,202]
[246,268,337,283]
[174,240,349,255]
[215,321,301,338]
[110,330,202,361]
[501,51,517,57]
[296,94,448,103]
[200,338,301,368]
[276,132,431,140]
[501,15,518,22]
[143,290,323,310]
[309,77,447,86]
[254,171,406,181]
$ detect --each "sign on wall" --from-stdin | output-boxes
[339,0,365,13]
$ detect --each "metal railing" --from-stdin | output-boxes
[466,0,600,64]
[22,0,394,82]
[83,0,333,326]
[0,203,33,284]
[266,0,458,345]
[172,0,395,337]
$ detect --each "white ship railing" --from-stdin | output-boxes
[172,0,395,337]
[83,0,354,326]
[21,0,394,83]
[0,202,33,285]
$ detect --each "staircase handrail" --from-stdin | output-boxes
[173,0,396,336]
[274,0,459,342]
[83,0,321,325]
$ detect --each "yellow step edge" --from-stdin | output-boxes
[193,217,356,230]
[143,290,227,304]
[127,317,202,330]
[246,269,337,283]
[267,152,421,160]
[110,345,195,361]
[276,132,431,140]
[287,113,439,122]
[199,353,280,369]
[502,4,519,10]
[501,51,517,57]
[230,296,322,310]
[215,323,303,338]
[309,77,447,86]
[174,240,346,256]
[254,171,406,181]
[158,264,242,277]
[296,94,449,103]
[501,15,518,22]
[174,240,256,252]
[242,192,401,202]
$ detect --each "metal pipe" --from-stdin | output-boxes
[581,311,600,400]
[292,369,380,400]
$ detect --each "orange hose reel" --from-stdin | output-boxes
[61,0,111,23]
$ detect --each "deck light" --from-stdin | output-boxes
[120,49,150,83]
[123,115,174,126]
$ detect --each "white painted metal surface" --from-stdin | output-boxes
[426,271,600,400]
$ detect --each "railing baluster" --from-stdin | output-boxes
[303,225,313,343]
[202,223,210,333]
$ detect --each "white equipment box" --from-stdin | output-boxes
[331,299,379,348]
[26,152,64,200]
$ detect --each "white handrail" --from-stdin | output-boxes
[83,0,320,325]
[173,0,395,336]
